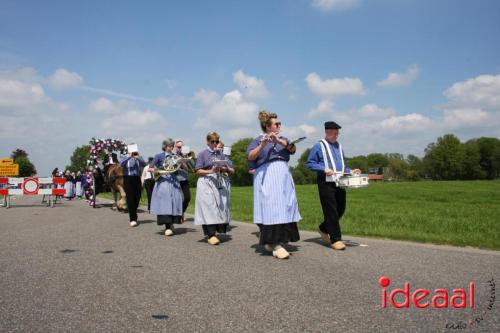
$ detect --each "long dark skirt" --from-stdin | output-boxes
[157,215,182,229]
[202,224,229,237]
[257,222,300,245]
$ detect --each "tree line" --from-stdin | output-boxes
[64,133,500,186]
[5,149,37,177]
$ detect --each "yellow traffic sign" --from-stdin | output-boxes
[0,164,19,176]
[0,158,14,165]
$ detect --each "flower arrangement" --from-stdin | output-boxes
[87,138,127,166]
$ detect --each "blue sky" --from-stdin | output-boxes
[1,0,499,175]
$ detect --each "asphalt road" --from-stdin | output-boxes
[0,196,498,332]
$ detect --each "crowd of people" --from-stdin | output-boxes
[51,167,104,206]
[55,110,360,260]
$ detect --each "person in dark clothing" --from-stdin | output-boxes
[119,147,147,227]
[174,139,193,222]
[306,121,361,251]
[141,157,155,213]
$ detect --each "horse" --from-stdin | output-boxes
[107,164,127,211]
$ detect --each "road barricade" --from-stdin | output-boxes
[0,177,66,208]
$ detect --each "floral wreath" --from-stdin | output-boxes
[88,138,127,166]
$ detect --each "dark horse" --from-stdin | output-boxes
[107,164,127,211]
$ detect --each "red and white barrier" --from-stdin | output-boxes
[0,177,66,208]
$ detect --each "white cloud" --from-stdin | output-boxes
[439,74,500,130]
[298,124,317,136]
[380,113,433,132]
[193,89,220,106]
[233,69,270,100]
[358,103,396,118]
[0,67,40,82]
[194,89,259,128]
[311,0,360,12]
[100,109,167,133]
[443,74,500,111]
[97,108,170,155]
[0,70,79,176]
[0,79,47,109]
[48,68,83,90]
[306,72,365,99]
[302,102,437,158]
[89,97,116,113]
[193,71,270,130]
[377,64,420,87]
[282,124,318,139]
[308,100,335,118]
[154,96,172,108]
[442,108,490,129]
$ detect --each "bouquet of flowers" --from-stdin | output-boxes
[88,138,127,166]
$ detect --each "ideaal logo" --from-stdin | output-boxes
[379,277,496,330]
[379,276,474,309]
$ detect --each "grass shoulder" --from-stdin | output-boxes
[100,180,500,250]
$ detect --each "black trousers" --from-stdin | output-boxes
[202,224,228,237]
[124,175,142,222]
[157,215,182,229]
[180,180,190,213]
[317,176,346,243]
[144,178,155,212]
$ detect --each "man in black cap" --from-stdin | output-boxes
[306,121,361,250]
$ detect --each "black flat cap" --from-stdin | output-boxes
[324,121,341,129]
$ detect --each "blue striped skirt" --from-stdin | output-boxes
[150,175,183,216]
[253,160,301,225]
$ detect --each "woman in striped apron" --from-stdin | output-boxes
[194,132,234,245]
[247,110,301,259]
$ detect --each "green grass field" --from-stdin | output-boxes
[101,181,500,250]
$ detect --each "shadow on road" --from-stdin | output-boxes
[303,237,363,248]
[250,243,300,256]
[155,227,197,236]
[137,219,155,224]
[2,204,68,208]
[196,234,234,243]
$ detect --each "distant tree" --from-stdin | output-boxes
[10,148,36,176]
[291,148,316,184]
[367,153,389,174]
[406,154,424,180]
[475,137,500,179]
[423,134,465,180]
[386,154,408,180]
[463,140,485,180]
[229,138,254,186]
[11,149,28,160]
[385,153,404,160]
[494,142,500,179]
[346,155,369,173]
[66,145,91,172]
